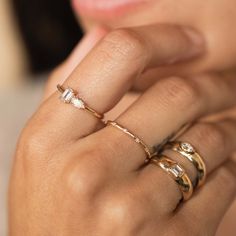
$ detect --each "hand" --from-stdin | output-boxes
[44,24,205,98]
[9,24,236,235]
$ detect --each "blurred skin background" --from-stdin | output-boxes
[0,1,235,235]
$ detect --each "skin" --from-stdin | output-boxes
[76,0,236,89]
[9,1,236,235]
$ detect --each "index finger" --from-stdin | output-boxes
[33,24,204,146]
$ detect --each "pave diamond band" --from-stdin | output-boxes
[57,84,104,120]
[164,141,206,188]
[151,155,193,201]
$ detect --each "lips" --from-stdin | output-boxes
[72,0,149,19]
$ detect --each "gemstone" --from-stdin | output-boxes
[71,97,85,109]
[169,164,184,178]
[61,88,74,103]
[180,142,195,154]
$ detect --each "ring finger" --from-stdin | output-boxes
[95,73,236,171]
[138,118,236,212]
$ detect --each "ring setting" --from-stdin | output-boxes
[60,87,85,109]
[164,141,206,188]
[57,84,104,119]
[165,162,185,179]
[180,142,195,154]
[151,156,193,201]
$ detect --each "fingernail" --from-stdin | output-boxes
[181,27,205,58]
[166,27,205,65]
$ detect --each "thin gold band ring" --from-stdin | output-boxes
[106,121,154,161]
[57,84,104,120]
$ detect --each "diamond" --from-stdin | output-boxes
[60,88,74,103]
[71,97,85,109]
[169,164,184,178]
[180,142,195,154]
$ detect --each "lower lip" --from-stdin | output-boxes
[72,0,149,19]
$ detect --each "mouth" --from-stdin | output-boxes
[71,0,149,20]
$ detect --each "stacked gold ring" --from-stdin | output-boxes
[151,155,193,201]
[106,121,154,161]
[164,141,206,188]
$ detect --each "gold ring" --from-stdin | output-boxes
[106,121,154,161]
[57,84,104,120]
[164,141,206,188]
[151,155,193,201]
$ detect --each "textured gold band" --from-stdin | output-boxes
[106,121,153,160]
[151,155,193,201]
[164,141,206,188]
[57,84,104,120]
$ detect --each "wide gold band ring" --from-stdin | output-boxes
[151,155,193,201]
[164,141,206,188]
[57,84,104,120]
[106,121,154,161]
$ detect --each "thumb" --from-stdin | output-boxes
[44,26,108,99]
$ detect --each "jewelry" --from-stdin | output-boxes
[151,155,193,201]
[153,122,193,155]
[106,121,154,160]
[164,141,206,188]
[57,84,104,120]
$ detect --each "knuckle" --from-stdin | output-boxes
[103,28,147,63]
[160,77,199,111]
[18,123,56,162]
[103,195,145,228]
[14,131,55,174]
[64,149,108,198]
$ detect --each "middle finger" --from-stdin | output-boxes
[96,73,236,170]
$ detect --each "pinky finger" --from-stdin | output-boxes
[177,160,236,236]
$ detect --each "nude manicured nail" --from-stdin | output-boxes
[183,27,205,56]
[165,26,205,65]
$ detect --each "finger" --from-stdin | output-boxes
[177,161,236,236]
[43,27,108,99]
[35,24,204,145]
[100,73,236,168]
[163,119,236,183]
[137,118,236,212]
